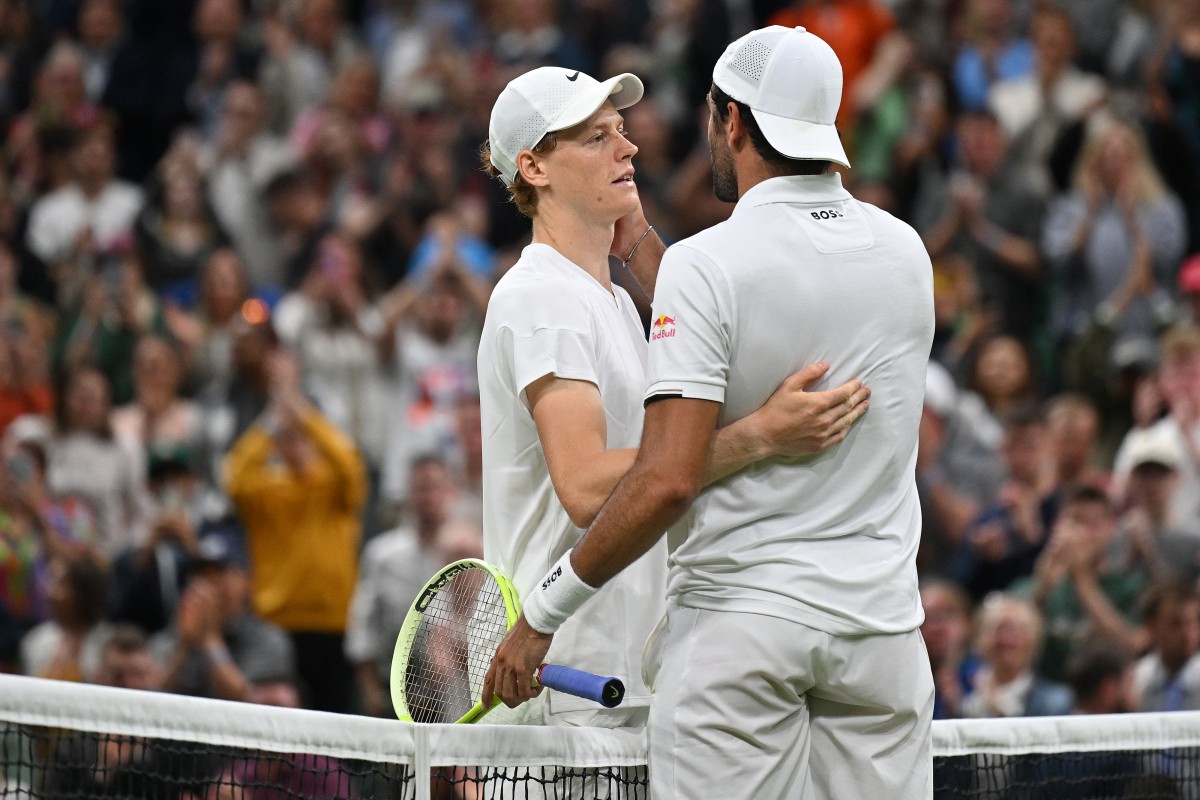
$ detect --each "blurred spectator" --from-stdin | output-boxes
[960,593,1073,718]
[197,317,277,491]
[273,233,390,498]
[988,6,1107,199]
[258,0,363,136]
[1112,326,1200,529]
[1043,119,1187,346]
[44,627,216,800]
[1153,1,1200,169]
[263,167,331,289]
[135,155,230,299]
[152,523,295,702]
[1066,642,1133,715]
[1045,393,1107,493]
[19,549,112,682]
[44,365,152,558]
[111,442,203,635]
[951,0,1032,113]
[921,579,977,720]
[223,350,366,712]
[0,245,54,436]
[955,404,1057,602]
[1132,581,1200,712]
[75,0,123,105]
[96,623,163,691]
[1112,426,1200,586]
[0,414,97,666]
[1022,486,1147,683]
[345,454,462,717]
[916,110,1045,344]
[378,266,481,519]
[25,122,142,310]
[203,81,296,291]
[491,0,590,73]
[962,334,1039,440]
[7,41,99,200]
[918,362,1002,573]
[111,334,203,464]
[52,247,171,406]
[290,55,389,159]
[166,248,251,392]
[187,0,262,140]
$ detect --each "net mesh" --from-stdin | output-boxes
[399,565,509,724]
[4,675,1200,800]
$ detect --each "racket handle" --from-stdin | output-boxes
[536,664,625,708]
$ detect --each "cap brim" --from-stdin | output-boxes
[755,110,850,169]
[547,73,645,134]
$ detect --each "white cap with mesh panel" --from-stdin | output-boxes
[488,67,645,184]
[712,25,850,168]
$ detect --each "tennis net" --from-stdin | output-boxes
[2,673,1200,799]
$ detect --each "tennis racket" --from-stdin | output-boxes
[390,558,625,724]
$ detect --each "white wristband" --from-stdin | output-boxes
[522,550,598,634]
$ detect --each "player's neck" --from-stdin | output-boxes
[531,207,615,291]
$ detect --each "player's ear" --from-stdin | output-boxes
[517,150,550,188]
[725,103,747,152]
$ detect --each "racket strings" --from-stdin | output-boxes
[403,568,509,723]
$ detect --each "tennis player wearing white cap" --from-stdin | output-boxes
[477,63,872,731]
[485,27,936,798]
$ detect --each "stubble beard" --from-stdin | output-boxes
[710,142,738,203]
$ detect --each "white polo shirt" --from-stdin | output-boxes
[646,173,934,636]
[478,243,666,720]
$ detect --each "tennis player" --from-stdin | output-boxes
[485,27,936,799]
[478,64,872,730]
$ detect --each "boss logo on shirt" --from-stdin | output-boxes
[542,565,563,590]
[810,209,843,220]
[651,314,676,341]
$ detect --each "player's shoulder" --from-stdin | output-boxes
[487,248,595,326]
[854,199,929,255]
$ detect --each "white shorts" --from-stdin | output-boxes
[645,604,933,800]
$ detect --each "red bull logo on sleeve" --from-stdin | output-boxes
[651,314,676,340]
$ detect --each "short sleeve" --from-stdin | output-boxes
[511,327,599,404]
[493,284,601,403]
[644,244,732,405]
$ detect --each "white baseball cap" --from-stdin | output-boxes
[488,66,645,184]
[712,25,850,168]
[1126,427,1184,472]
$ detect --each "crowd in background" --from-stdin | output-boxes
[0,0,1197,736]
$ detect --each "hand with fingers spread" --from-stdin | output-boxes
[481,616,553,709]
[752,360,871,458]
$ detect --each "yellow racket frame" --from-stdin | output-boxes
[390,558,522,724]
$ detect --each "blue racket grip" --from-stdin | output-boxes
[536,664,625,708]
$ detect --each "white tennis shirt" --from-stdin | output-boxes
[646,173,934,636]
[479,243,666,720]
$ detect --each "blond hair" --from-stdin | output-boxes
[1073,118,1167,205]
[479,134,559,219]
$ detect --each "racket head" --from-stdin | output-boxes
[390,558,520,723]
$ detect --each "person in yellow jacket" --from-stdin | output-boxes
[223,349,366,713]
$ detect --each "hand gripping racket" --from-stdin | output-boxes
[390,558,625,723]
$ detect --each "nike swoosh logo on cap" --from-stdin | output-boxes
[566,71,580,81]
